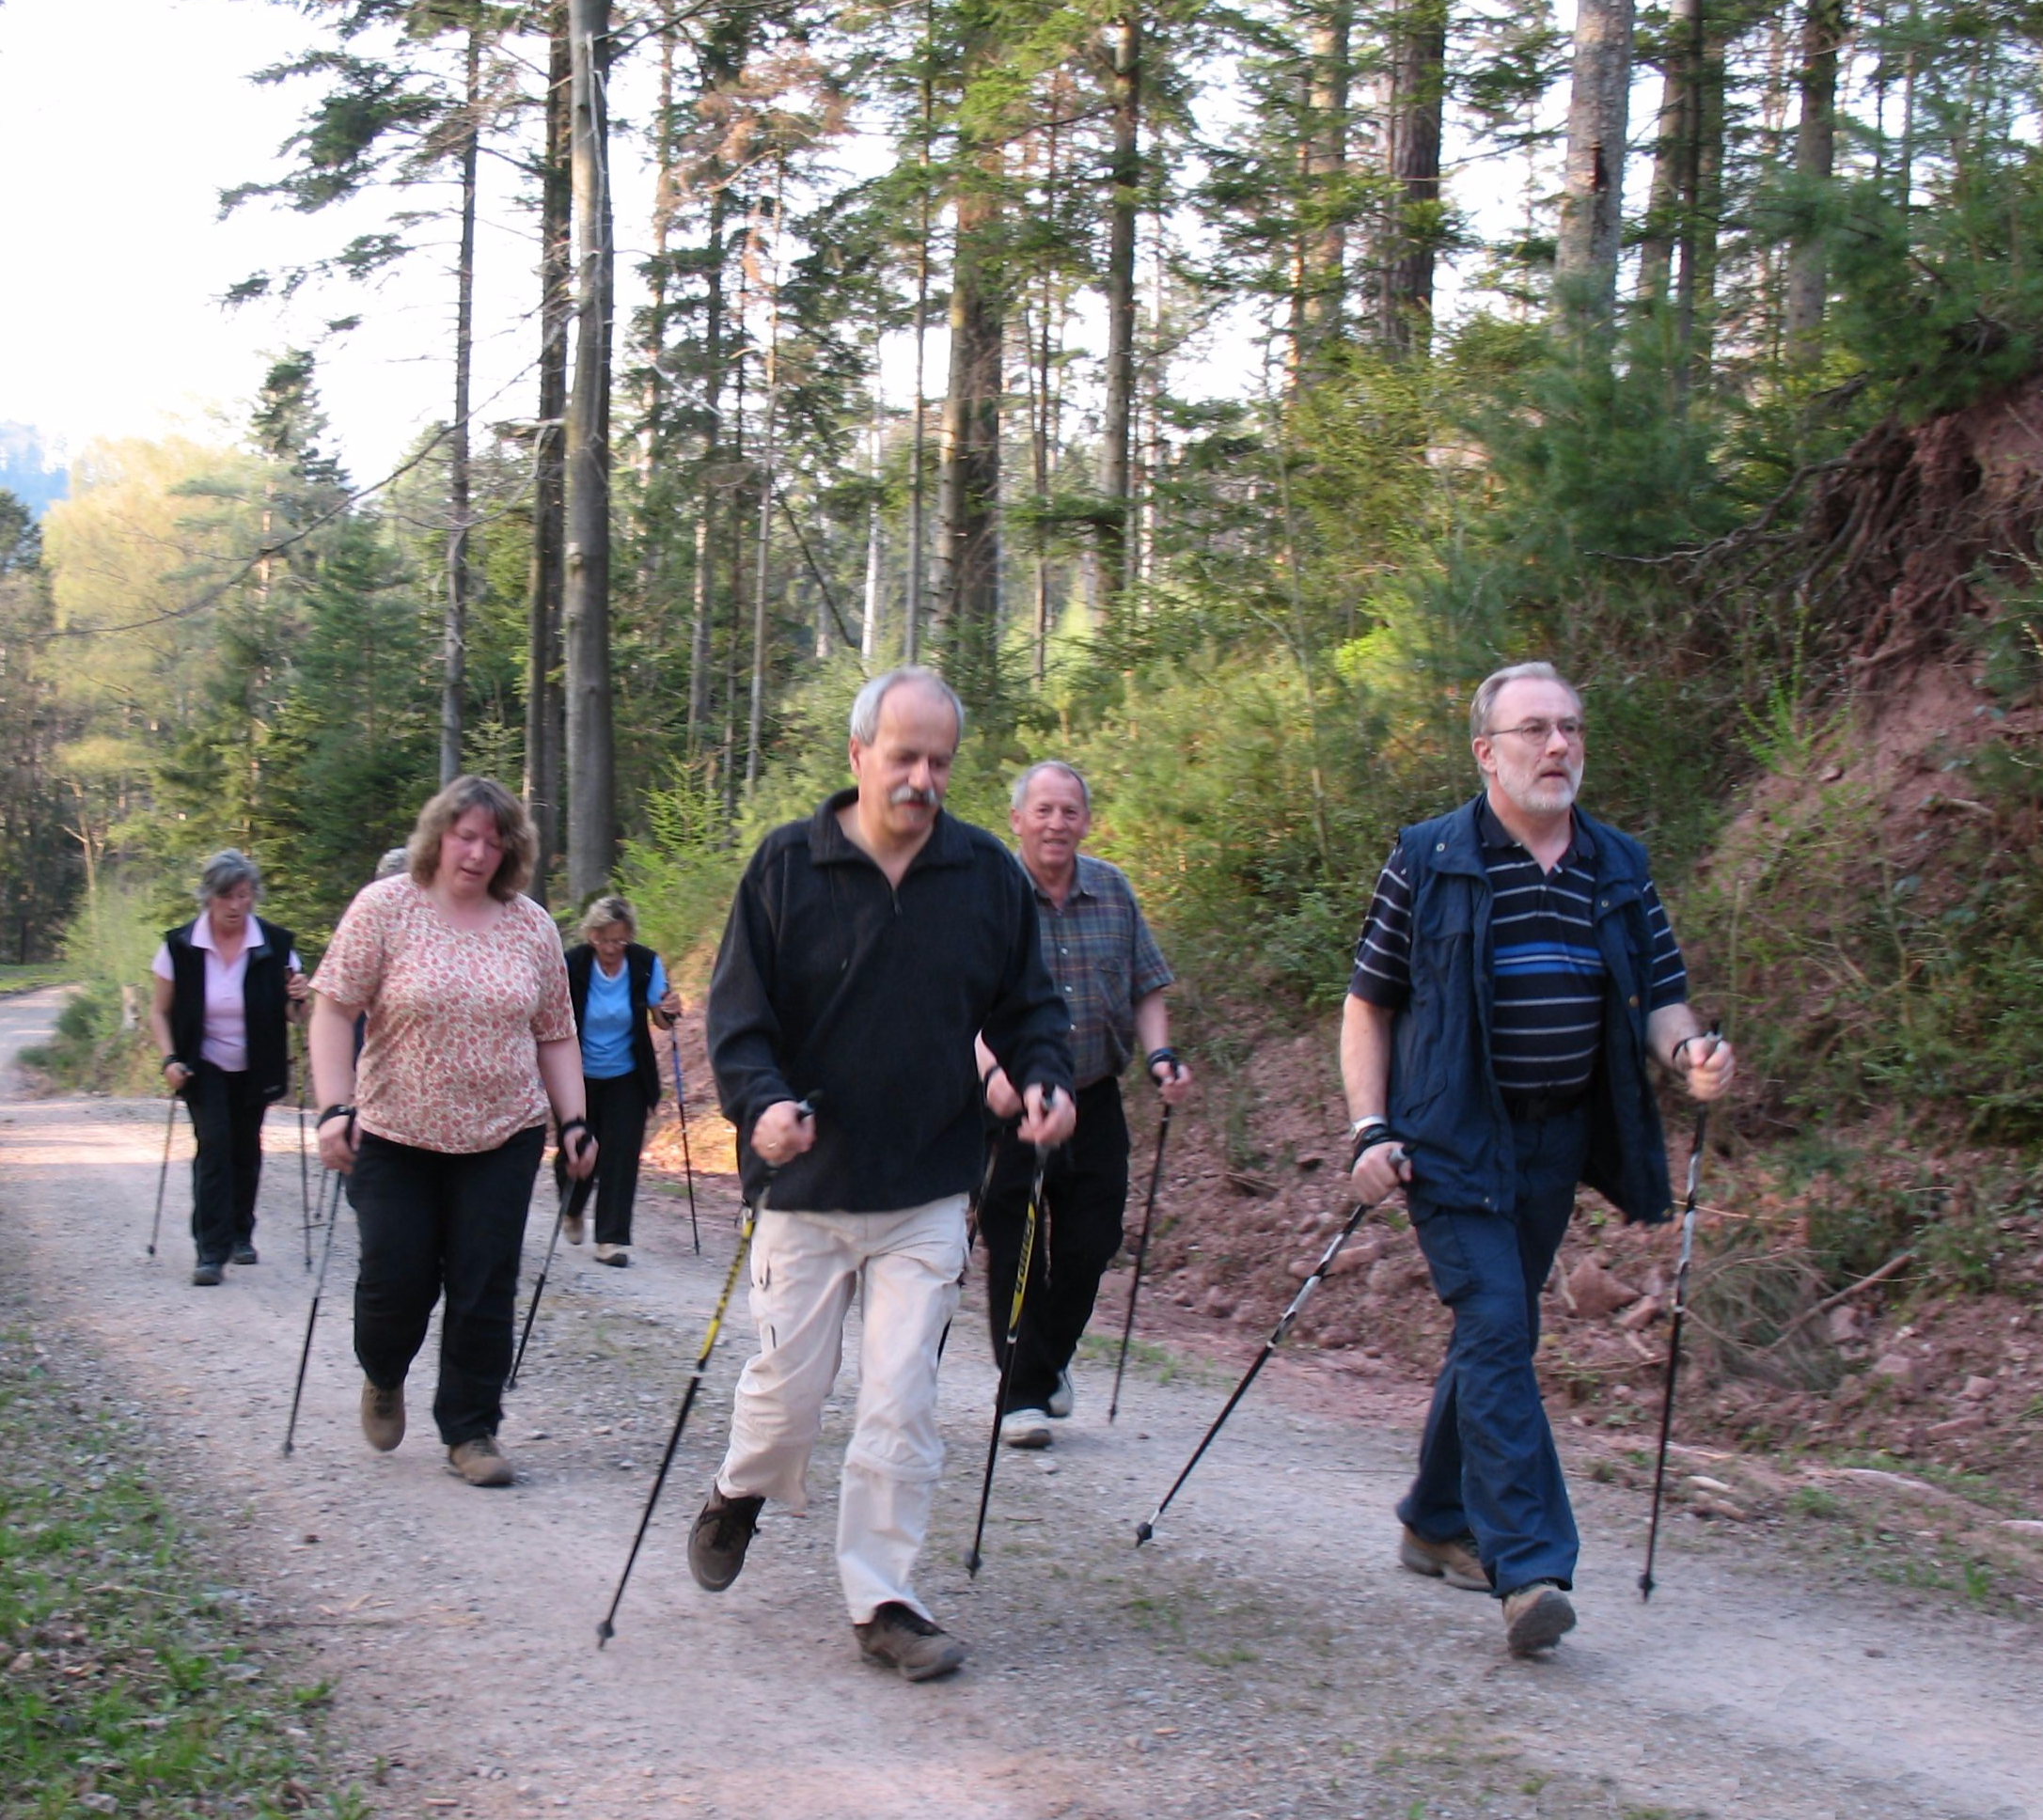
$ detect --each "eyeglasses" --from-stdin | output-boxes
[1484,718,1586,745]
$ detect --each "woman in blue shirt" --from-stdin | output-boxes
[559,897,682,1265]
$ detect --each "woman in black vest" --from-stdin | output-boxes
[560,896,681,1266]
[149,850,307,1286]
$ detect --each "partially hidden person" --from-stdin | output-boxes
[558,895,682,1266]
[976,760,1191,1449]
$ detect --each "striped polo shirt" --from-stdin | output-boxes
[1348,799,1687,1096]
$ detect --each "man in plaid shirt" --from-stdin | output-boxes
[977,761,1192,1448]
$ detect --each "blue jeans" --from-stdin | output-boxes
[1395,1106,1588,1598]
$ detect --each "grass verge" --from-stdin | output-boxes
[0,1318,368,1818]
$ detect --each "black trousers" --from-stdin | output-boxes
[552,1072,649,1247]
[186,1061,266,1265]
[348,1124,544,1447]
[982,1076,1131,1414]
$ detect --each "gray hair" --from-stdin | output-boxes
[373,847,410,881]
[1469,662,1582,744]
[848,666,966,747]
[195,849,261,906]
[1011,761,1092,813]
[579,894,636,940]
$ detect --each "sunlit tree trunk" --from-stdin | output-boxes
[564,0,615,897]
[524,5,571,900]
[441,27,481,784]
[1556,0,1635,322]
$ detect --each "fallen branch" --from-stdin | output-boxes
[1771,1249,1915,1345]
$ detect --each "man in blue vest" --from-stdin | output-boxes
[1341,662,1734,1656]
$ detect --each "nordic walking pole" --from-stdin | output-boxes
[1641,1026,1722,1601]
[667,1024,701,1255]
[597,1095,814,1648]
[936,1124,1006,1365]
[295,1029,313,1271]
[283,1169,342,1457]
[966,1088,1060,1577]
[510,1166,592,1389]
[1110,1100,1173,1423]
[147,1091,180,1260]
[1137,1184,1384,1545]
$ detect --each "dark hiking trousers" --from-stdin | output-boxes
[1396,1103,1590,1598]
[982,1076,1131,1414]
[551,1072,648,1248]
[348,1124,544,1448]
[186,1060,266,1266]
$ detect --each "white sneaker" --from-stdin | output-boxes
[998,1407,1052,1449]
[1047,1369,1075,1419]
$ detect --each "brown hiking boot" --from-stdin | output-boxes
[855,1603,966,1682]
[594,1243,630,1267]
[687,1488,764,1592]
[360,1378,406,1452]
[563,1210,586,1245]
[447,1435,514,1487]
[1398,1526,1487,1592]
[1502,1581,1576,1656]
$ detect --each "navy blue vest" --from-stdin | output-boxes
[1386,795,1674,1225]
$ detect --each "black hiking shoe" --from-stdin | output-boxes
[687,1488,764,1592]
[192,1260,225,1287]
[231,1242,259,1266]
[855,1603,966,1682]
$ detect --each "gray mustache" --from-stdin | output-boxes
[888,785,939,808]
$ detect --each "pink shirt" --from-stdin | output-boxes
[312,877,575,1154]
[151,920,304,1073]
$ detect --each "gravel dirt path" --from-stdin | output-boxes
[0,988,2034,1820]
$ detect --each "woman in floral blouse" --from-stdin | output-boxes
[309,777,596,1487]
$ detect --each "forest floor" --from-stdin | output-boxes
[2,985,2038,1820]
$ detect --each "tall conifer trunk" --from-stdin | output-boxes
[1380,0,1446,357]
[904,3,935,665]
[1099,11,1140,619]
[935,17,1005,709]
[746,179,783,792]
[441,28,481,785]
[687,24,744,753]
[565,0,615,897]
[1784,0,1847,362]
[1292,2,1349,375]
[1556,0,1635,322]
[1637,0,1698,305]
[525,7,570,899]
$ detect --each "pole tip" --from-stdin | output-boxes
[966,1553,982,1578]
[596,1621,613,1648]
[281,1442,293,1458]
[1135,1521,1153,1545]
[1637,1572,1655,1601]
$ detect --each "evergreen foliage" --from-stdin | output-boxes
[14,0,2043,1202]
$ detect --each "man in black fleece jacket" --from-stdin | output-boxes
[691,666,1076,1681]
